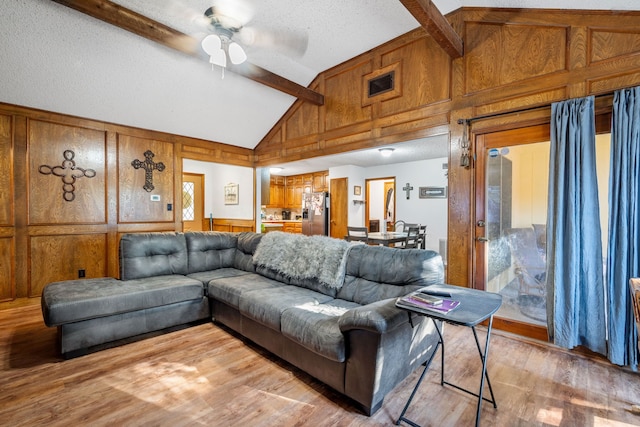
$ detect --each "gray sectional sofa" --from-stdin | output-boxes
[41,230,445,415]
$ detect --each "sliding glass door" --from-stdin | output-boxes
[474,125,551,338]
[474,123,611,339]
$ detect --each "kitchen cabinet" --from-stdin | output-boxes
[312,171,329,192]
[282,222,302,234]
[269,172,328,209]
[285,176,304,209]
[266,175,285,208]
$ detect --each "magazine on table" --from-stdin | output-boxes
[396,289,460,315]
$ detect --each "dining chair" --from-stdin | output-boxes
[403,226,421,248]
[417,225,427,249]
[346,226,369,243]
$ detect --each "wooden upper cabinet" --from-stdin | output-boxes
[285,184,296,209]
[266,175,285,208]
[312,172,328,192]
[271,175,285,185]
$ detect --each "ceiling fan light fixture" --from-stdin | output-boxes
[209,49,227,68]
[379,148,395,157]
[201,34,222,55]
[228,42,247,65]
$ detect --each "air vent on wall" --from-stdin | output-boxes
[361,62,402,107]
[368,71,394,97]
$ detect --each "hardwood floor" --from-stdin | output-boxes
[1,304,640,426]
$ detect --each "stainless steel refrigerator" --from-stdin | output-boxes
[302,192,329,236]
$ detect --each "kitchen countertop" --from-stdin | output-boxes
[262,220,302,223]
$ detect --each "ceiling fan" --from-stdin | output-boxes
[50,0,322,104]
[198,0,308,77]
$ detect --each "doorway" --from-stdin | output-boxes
[365,177,395,232]
[182,173,205,231]
[474,125,551,339]
[329,177,348,239]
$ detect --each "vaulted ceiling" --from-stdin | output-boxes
[0,1,637,150]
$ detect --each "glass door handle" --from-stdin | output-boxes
[477,236,489,242]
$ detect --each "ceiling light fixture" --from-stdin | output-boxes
[201,29,247,78]
[378,148,395,157]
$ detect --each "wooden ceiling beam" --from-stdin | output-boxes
[399,0,463,58]
[50,0,324,105]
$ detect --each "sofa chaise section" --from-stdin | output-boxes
[42,232,209,358]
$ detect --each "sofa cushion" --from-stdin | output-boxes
[239,286,334,331]
[208,273,286,308]
[185,232,237,273]
[42,275,204,326]
[188,267,253,288]
[338,245,444,305]
[234,232,263,272]
[281,299,360,362]
[119,233,189,280]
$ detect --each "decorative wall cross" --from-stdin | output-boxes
[402,182,414,199]
[131,150,165,192]
[39,150,96,202]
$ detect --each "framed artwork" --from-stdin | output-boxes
[419,186,447,199]
[224,183,239,205]
[354,185,362,196]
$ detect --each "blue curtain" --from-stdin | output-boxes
[547,96,606,355]
[607,86,640,368]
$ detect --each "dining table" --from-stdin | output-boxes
[367,231,408,246]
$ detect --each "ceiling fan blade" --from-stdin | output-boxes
[238,25,309,58]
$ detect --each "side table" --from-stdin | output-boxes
[395,284,502,427]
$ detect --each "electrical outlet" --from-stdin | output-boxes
[78,269,85,278]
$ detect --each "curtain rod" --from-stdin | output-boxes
[457,91,617,125]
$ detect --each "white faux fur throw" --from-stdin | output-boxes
[253,231,352,289]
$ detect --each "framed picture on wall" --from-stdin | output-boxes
[224,183,239,205]
[419,186,447,199]
[354,185,362,196]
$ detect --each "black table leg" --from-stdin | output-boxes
[396,320,442,426]
[472,315,497,427]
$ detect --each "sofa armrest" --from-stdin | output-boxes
[338,298,414,334]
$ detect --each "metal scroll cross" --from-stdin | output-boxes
[402,182,414,199]
[131,150,165,192]
[39,150,96,202]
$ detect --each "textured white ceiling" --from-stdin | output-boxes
[0,0,637,154]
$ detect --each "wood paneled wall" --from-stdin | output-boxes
[254,8,640,287]
[0,104,253,303]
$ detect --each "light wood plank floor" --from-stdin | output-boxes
[1,304,640,426]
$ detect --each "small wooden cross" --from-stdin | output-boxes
[402,182,414,199]
[132,150,165,192]
[39,150,96,202]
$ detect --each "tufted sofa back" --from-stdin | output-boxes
[234,232,263,272]
[185,232,238,273]
[337,245,444,305]
[119,232,189,280]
